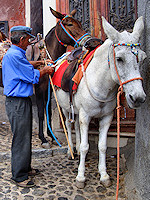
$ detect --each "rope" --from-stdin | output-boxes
[48,74,74,159]
[46,79,62,147]
[112,45,143,200]
[44,52,74,159]
[116,86,123,200]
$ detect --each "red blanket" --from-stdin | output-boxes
[52,49,97,91]
[52,60,69,88]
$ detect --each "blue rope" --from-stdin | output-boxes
[46,78,62,147]
[52,53,67,65]
[45,52,69,147]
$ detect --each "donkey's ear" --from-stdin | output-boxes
[131,16,144,42]
[102,16,119,42]
[49,7,66,20]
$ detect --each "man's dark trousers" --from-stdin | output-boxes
[5,96,32,182]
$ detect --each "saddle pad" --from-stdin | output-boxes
[72,48,97,86]
[52,47,99,91]
[52,60,77,91]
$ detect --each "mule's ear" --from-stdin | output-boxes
[131,16,144,42]
[102,16,119,42]
[49,7,66,20]
[70,9,77,17]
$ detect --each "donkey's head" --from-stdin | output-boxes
[102,16,146,108]
[49,7,90,48]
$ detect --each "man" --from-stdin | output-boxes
[2,26,54,188]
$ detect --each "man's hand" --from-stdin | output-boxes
[43,65,54,75]
[44,59,54,65]
[39,65,54,79]
[29,59,54,69]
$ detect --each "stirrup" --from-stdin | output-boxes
[68,118,75,123]
[68,104,75,123]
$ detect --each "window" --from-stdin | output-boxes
[0,21,9,37]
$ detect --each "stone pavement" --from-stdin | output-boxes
[0,121,127,200]
[0,88,127,200]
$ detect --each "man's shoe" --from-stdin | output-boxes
[28,168,40,176]
[11,179,35,188]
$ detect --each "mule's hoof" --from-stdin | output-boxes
[41,142,51,149]
[100,179,112,187]
[76,180,85,189]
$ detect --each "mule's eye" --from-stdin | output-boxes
[67,23,73,26]
[116,57,123,62]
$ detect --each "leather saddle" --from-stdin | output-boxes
[61,47,84,92]
[60,37,103,92]
[60,37,103,122]
[61,47,84,122]
[67,47,83,62]
[61,59,78,92]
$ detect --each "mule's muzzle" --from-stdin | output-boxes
[128,94,146,108]
[83,37,103,50]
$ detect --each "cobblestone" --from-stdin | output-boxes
[0,88,127,199]
[0,132,127,200]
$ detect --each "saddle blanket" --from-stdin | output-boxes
[52,48,98,92]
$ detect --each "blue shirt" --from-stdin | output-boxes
[2,45,40,97]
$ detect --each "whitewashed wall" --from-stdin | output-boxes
[43,0,56,38]
[25,0,31,27]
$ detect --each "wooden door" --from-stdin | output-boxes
[56,0,138,134]
[30,0,43,35]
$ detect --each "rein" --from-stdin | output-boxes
[112,43,143,200]
[55,15,91,48]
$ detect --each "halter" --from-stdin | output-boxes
[114,43,140,62]
[112,43,143,92]
[111,43,143,200]
[55,15,91,48]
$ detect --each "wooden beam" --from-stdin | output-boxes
[55,129,135,138]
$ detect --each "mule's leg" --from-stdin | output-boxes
[35,86,50,148]
[62,109,74,159]
[98,113,114,187]
[76,109,91,188]
[74,114,80,156]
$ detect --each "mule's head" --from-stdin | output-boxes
[102,16,146,109]
[26,33,45,61]
[49,7,89,47]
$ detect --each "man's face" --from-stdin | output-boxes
[20,35,31,50]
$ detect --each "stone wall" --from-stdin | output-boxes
[0,0,26,32]
[135,1,150,199]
